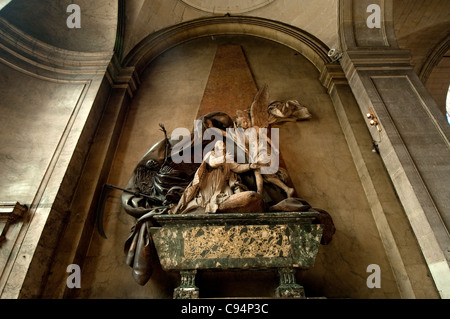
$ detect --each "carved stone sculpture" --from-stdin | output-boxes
[110,85,335,288]
[233,84,297,198]
[169,140,265,215]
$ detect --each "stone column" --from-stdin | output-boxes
[275,268,305,299]
[338,0,450,298]
[174,270,200,299]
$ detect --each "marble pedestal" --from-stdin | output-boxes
[151,212,323,299]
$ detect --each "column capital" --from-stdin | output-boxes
[320,63,348,93]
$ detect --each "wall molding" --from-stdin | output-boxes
[0,17,113,83]
[419,34,450,84]
[122,15,332,78]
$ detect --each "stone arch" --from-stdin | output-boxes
[420,35,450,117]
[121,15,333,79]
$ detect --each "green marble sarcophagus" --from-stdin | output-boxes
[151,212,324,298]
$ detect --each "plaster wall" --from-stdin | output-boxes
[0,61,111,298]
[0,64,85,205]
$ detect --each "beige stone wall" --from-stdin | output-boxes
[77,36,433,299]
[0,64,82,297]
[0,64,85,205]
[0,11,115,297]
[393,0,450,75]
[0,64,111,298]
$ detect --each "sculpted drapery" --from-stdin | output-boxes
[118,85,334,285]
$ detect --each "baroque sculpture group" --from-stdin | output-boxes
[105,85,334,285]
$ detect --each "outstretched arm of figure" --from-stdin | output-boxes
[228,162,260,173]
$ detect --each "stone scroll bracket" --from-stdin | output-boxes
[0,202,28,244]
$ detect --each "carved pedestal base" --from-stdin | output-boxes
[152,212,323,299]
[173,270,200,299]
[275,268,305,299]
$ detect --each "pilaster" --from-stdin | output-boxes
[338,0,450,298]
[0,16,115,298]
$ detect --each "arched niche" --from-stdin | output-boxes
[121,15,333,80]
[80,17,409,299]
[420,36,450,118]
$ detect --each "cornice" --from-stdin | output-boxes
[340,48,413,79]
[319,63,349,94]
[105,54,140,98]
[0,17,113,82]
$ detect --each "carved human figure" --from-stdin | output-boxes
[234,110,295,198]
[169,140,265,215]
